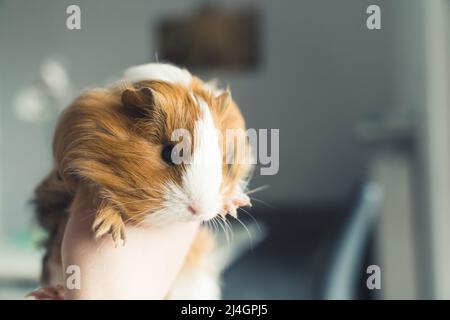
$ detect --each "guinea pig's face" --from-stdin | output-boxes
[56,77,248,225]
[122,81,225,224]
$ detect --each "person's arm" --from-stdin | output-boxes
[62,204,199,299]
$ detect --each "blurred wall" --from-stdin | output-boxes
[0,0,393,237]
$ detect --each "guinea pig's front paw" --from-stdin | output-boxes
[92,208,126,247]
[220,191,251,218]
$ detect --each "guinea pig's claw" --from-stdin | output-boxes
[221,193,252,218]
[230,192,251,210]
[226,204,238,218]
[111,223,127,248]
[233,193,251,208]
[93,211,126,247]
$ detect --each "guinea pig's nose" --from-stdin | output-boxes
[188,204,198,215]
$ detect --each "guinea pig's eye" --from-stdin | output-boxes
[162,145,175,166]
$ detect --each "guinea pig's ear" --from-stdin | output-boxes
[215,89,232,112]
[121,87,154,118]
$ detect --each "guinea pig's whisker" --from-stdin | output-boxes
[212,216,230,248]
[237,207,262,234]
[216,217,229,246]
[214,220,221,237]
[205,220,218,237]
[206,219,214,233]
[232,216,253,248]
[211,217,229,244]
[223,216,234,245]
[248,196,274,209]
[218,215,233,248]
[212,218,220,237]
[207,220,214,234]
[246,184,270,195]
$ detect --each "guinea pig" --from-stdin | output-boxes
[33,63,253,297]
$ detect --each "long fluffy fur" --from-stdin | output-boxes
[33,65,251,298]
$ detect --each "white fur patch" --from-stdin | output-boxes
[181,97,223,220]
[144,97,223,225]
[123,63,192,87]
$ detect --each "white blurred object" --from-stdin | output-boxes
[40,59,70,102]
[12,87,48,123]
[12,58,74,124]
